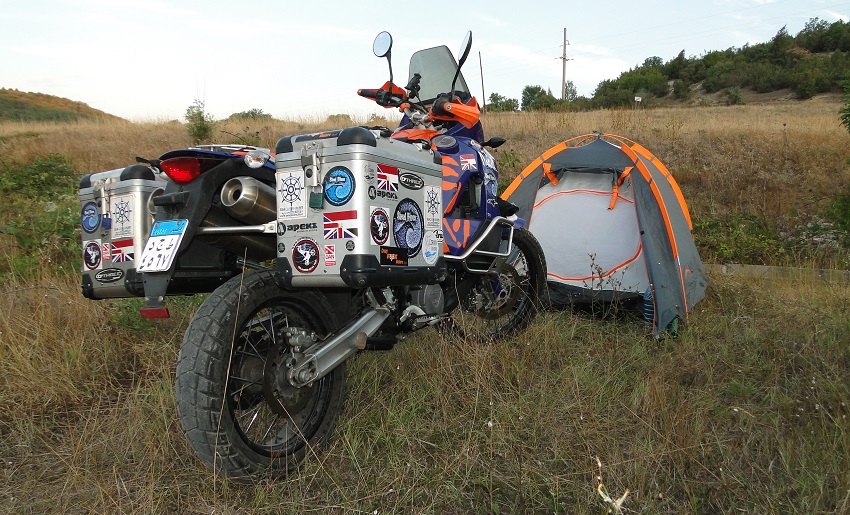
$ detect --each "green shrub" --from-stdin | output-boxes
[0,154,76,197]
[185,99,215,144]
[694,212,782,263]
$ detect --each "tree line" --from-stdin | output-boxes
[487,17,850,111]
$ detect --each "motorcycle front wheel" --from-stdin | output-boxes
[449,227,547,342]
[175,271,345,482]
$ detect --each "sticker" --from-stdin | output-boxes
[393,198,424,258]
[293,130,341,142]
[369,207,390,245]
[345,240,355,251]
[323,166,355,206]
[434,229,444,242]
[460,154,477,171]
[292,238,319,273]
[102,242,111,261]
[83,240,102,270]
[399,172,424,190]
[422,230,439,265]
[481,149,497,171]
[484,170,498,197]
[368,186,377,200]
[277,222,287,236]
[380,246,408,266]
[110,238,135,263]
[95,268,125,283]
[284,222,319,233]
[81,201,100,234]
[278,242,286,254]
[277,171,307,219]
[324,245,336,266]
[374,164,399,200]
[110,194,134,239]
[363,167,376,185]
[424,186,441,228]
[323,210,358,239]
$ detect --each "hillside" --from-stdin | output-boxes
[0,88,122,122]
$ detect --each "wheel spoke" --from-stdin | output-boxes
[240,404,263,433]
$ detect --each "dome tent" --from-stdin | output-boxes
[501,132,707,335]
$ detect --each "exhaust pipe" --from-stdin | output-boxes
[199,204,276,260]
[220,176,276,225]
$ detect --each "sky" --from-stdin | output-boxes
[2,0,849,122]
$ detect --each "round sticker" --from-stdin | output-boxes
[83,241,102,270]
[292,238,319,273]
[370,208,390,245]
[422,230,439,265]
[323,166,355,206]
[81,201,100,233]
[393,198,424,258]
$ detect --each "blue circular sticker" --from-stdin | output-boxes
[393,198,424,258]
[81,201,100,233]
[323,166,355,206]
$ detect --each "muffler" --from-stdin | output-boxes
[220,176,277,225]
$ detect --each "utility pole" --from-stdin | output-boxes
[479,51,486,110]
[557,28,572,101]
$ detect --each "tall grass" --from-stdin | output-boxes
[1,269,848,512]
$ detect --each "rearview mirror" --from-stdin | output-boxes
[373,31,393,58]
[457,31,472,67]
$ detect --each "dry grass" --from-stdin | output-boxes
[1,103,850,512]
[1,268,848,513]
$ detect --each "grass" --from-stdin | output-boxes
[1,270,848,512]
[0,103,849,512]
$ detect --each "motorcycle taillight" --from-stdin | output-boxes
[160,157,221,184]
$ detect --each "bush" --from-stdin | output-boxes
[185,99,215,144]
[0,154,76,197]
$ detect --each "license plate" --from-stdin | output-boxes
[137,219,188,272]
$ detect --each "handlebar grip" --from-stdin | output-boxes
[432,97,450,117]
[357,88,380,99]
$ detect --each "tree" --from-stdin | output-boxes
[487,92,519,112]
[521,85,546,110]
[563,80,578,102]
[228,108,272,120]
[185,99,215,144]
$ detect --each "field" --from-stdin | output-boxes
[1,101,849,513]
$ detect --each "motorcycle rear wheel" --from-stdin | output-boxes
[449,227,546,342]
[175,271,345,482]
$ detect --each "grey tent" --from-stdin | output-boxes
[502,132,707,334]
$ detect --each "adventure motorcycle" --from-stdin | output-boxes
[77,31,546,481]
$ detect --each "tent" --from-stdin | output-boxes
[501,132,707,335]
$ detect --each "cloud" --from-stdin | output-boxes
[473,14,504,26]
[824,10,849,22]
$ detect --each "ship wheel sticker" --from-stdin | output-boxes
[279,173,305,206]
[393,198,424,257]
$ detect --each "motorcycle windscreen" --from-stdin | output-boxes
[408,45,470,105]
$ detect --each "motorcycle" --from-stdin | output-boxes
[78,30,546,481]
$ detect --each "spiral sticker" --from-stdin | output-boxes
[393,198,424,258]
[81,201,100,233]
[322,166,355,206]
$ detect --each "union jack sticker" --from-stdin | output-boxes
[377,164,399,192]
[323,210,359,239]
[110,238,135,263]
[460,154,477,171]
